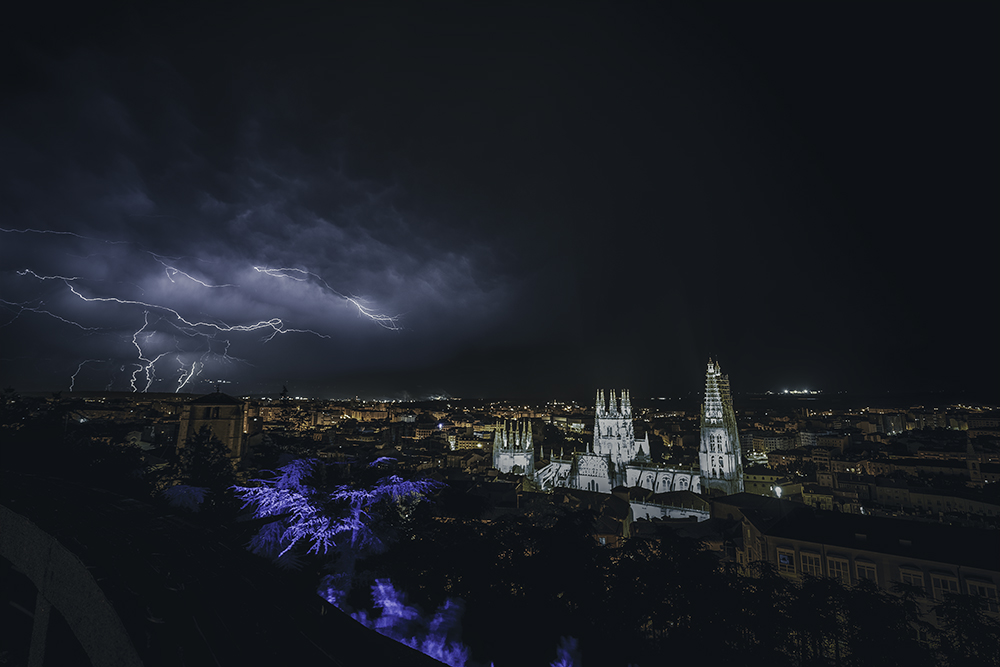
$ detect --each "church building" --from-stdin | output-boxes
[530,360,743,508]
[177,391,259,466]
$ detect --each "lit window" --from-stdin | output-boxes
[777,549,795,574]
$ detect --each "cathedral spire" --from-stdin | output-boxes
[699,359,744,496]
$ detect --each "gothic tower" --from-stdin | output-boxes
[492,419,534,476]
[698,360,744,496]
[593,389,643,487]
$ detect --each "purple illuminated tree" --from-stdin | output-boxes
[351,579,470,667]
[234,457,439,576]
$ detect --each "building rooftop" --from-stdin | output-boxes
[752,501,998,572]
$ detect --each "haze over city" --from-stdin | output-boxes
[1,3,995,400]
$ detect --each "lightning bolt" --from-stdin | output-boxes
[9,229,230,289]
[177,360,203,392]
[16,269,82,282]
[65,282,328,340]
[4,227,401,393]
[0,227,128,245]
[150,253,238,288]
[1,297,102,332]
[70,359,109,392]
[129,312,173,392]
[175,340,242,392]
[253,266,402,330]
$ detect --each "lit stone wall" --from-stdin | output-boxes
[535,459,573,491]
[575,453,613,493]
[631,502,710,521]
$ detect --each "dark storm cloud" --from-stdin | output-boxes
[0,47,523,394]
[1,3,996,398]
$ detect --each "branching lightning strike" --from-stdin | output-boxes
[151,253,238,288]
[254,266,402,330]
[1,297,102,332]
[4,227,401,393]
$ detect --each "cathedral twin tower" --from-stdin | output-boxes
[507,360,744,498]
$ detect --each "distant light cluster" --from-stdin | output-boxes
[768,389,822,396]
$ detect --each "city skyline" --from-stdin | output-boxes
[1,3,996,400]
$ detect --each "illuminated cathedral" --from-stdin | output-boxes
[697,361,744,496]
[531,360,744,504]
[492,419,534,476]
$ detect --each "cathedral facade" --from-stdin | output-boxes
[531,360,743,500]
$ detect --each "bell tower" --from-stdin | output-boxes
[698,360,743,496]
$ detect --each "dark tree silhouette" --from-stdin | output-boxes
[930,592,1000,667]
[164,425,237,514]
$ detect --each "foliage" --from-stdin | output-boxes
[0,390,152,497]
[231,459,995,667]
[930,592,1000,667]
[360,508,987,667]
[351,579,469,667]
[174,426,234,484]
[549,637,580,667]
[363,506,603,667]
[233,457,440,569]
[161,484,211,512]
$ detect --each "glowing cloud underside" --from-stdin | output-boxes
[1,227,401,392]
[253,266,401,331]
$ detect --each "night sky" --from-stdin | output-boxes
[1,3,996,400]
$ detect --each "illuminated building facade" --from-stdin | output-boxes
[492,419,534,476]
[535,390,658,494]
[699,360,744,496]
[532,361,744,511]
[592,389,648,486]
